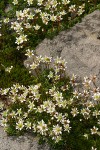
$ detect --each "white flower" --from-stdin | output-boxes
[50,14,57,22]
[17,45,23,50]
[55,135,62,143]
[71,107,79,117]
[5,66,13,73]
[23,113,28,119]
[1,118,7,127]
[25,49,34,58]
[28,101,35,112]
[16,34,27,45]
[12,0,18,5]
[10,87,18,95]
[54,56,67,70]
[0,88,10,95]
[33,24,41,30]
[42,56,52,63]
[49,86,56,96]
[60,100,67,108]
[37,106,44,113]
[70,74,77,86]
[28,13,34,19]
[85,101,94,108]
[41,14,49,25]
[55,66,60,74]
[0,102,4,110]
[60,10,66,15]
[16,119,24,130]
[69,5,76,12]
[24,23,32,29]
[10,111,16,118]
[92,92,100,101]
[73,90,81,99]
[13,83,21,89]
[3,18,9,23]
[37,0,44,6]
[30,62,39,70]
[37,120,48,135]
[27,0,34,5]
[54,75,60,81]
[36,55,43,63]
[50,0,58,8]
[62,0,70,5]
[97,119,100,125]
[83,76,91,88]
[48,71,54,79]
[28,85,40,98]
[81,108,91,119]
[78,8,85,16]
[34,93,41,101]
[19,95,26,103]
[25,121,31,129]
[77,4,85,16]
[53,91,63,101]
[2,110,8,117]
[55,113,64,122]
[16,108,22,116]
[91,126,98,135]
[91,147,97,150]
[43,100,49,108]
[29,84,41,94]
[64,124,71,133]
[35,9,41,14]
[93,110,100,118]
[84,133,88,139]
[53,124,62,135]
[47,105,55,114]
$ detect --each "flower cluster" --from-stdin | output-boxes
[0,1,100,149]
[5,0,88,49]
[1,64,13,73]
[0,56,100,149]
[25,51,67,81]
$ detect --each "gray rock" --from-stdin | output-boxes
[0,127,50,150]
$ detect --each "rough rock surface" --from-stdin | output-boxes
[1,10,100,150]
[31,10,100,86]
[0,127,50,150]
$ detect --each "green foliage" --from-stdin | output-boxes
[1,55,100,150]
[0,0,100,88]
[0,64,36,88]
[0,1,100,149]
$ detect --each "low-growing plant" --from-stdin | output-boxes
[0,1,100,149]
[0,0,100,89]
[1,0,100,50]
[0,55,100,150]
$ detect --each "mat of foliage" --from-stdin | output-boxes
[1,55,100,150]
[0,0,100,88]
